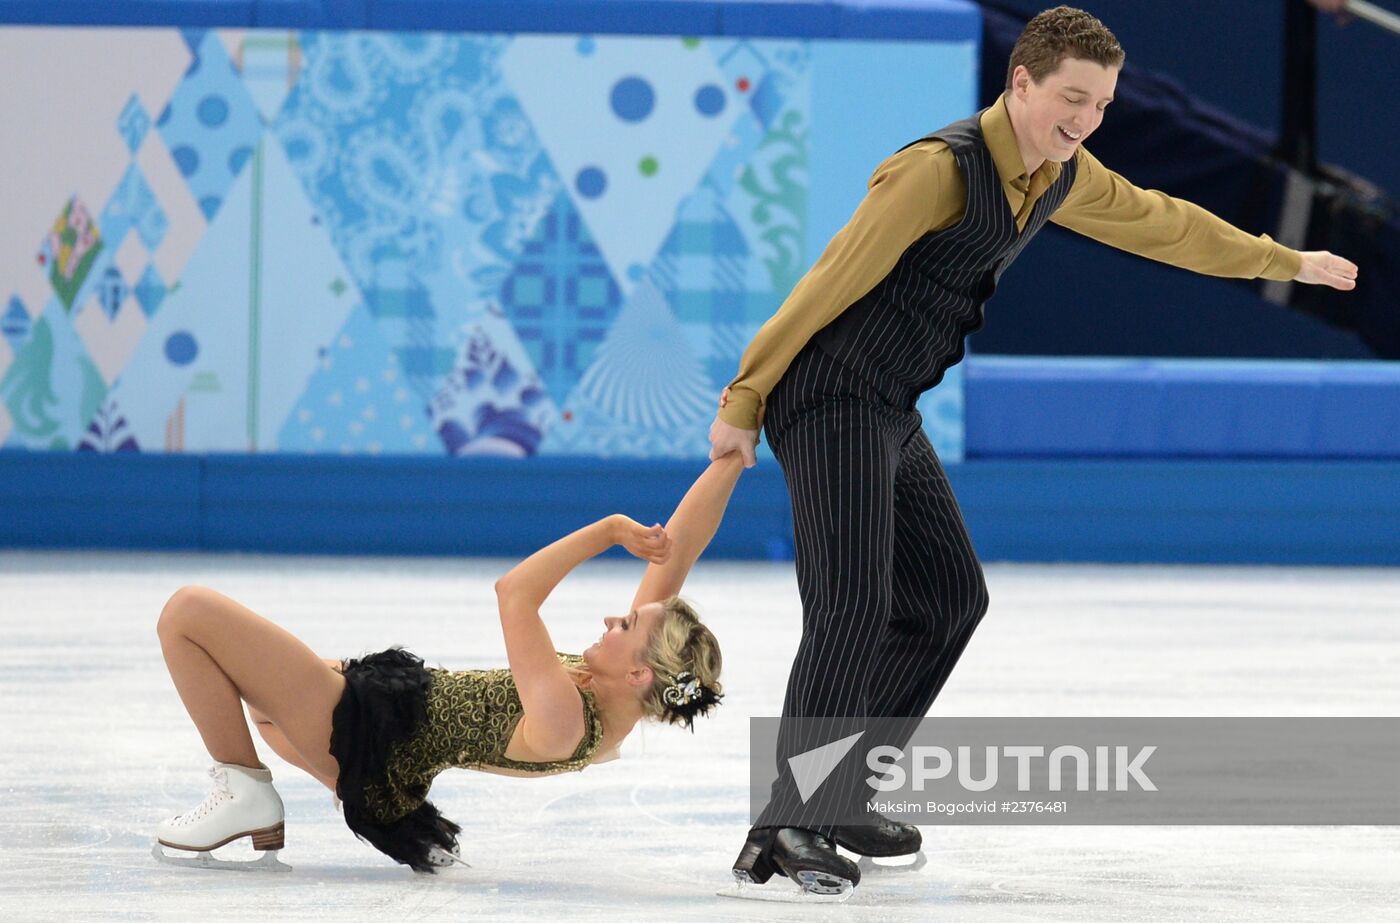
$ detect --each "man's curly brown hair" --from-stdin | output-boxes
[1005,6,1125,91]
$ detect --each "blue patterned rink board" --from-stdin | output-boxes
[0,7,976,462]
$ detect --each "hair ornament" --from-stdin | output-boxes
[661,670,723,732]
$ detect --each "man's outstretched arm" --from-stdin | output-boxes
[1051,146,1356,290]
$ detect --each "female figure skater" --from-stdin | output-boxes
[153,454,741,873]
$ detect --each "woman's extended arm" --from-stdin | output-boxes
[495,515,670,758]
[630,452,745,612]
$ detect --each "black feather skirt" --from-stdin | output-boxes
[328,647,461,874]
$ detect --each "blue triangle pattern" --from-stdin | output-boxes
[499,190,622,407]
[157,31,265,223]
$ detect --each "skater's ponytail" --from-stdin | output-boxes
[640,596,724,732]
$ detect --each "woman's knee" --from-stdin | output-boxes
[156,584,216,637]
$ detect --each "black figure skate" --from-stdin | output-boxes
[718,826,860,903]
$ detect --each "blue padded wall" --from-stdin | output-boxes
[5,449,1398,565]
[967,358,1400,460]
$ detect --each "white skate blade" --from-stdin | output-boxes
[716,875,854,904]
[857,850,928,875]
[151,841,291,872]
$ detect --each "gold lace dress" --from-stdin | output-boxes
[363,653,604,820]
[329,648,604,871]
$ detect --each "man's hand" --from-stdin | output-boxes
[709,388,759,467]
[1293,251,1359,291]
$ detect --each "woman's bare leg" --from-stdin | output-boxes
[251,713,338,791]
[248,658,345,792]
[156,585,345,780]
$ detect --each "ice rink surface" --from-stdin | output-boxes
[2,550,1398,922]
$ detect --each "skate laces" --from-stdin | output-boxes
[174,766,232,825]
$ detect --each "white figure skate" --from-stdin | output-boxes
[152,762,291,872]
[424,842,470,870]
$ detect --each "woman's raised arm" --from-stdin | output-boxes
[630,452,745,612]
[495,515,670,758]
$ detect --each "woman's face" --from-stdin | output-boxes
[583,601,665,684]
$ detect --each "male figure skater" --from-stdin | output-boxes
[709,5,1359,899]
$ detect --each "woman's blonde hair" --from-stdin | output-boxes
[1006,6,1125,91]
[639,596,723,729]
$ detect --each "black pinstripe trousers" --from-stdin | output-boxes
[754,341,990,835]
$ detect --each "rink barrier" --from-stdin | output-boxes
[966,357,1400,459]
[0,0,982,39]
[3,449,1398,565]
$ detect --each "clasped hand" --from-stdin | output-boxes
[707,387,760,468]
[610,514,673,564]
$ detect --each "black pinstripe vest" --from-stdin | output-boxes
[811,112,1079,402]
